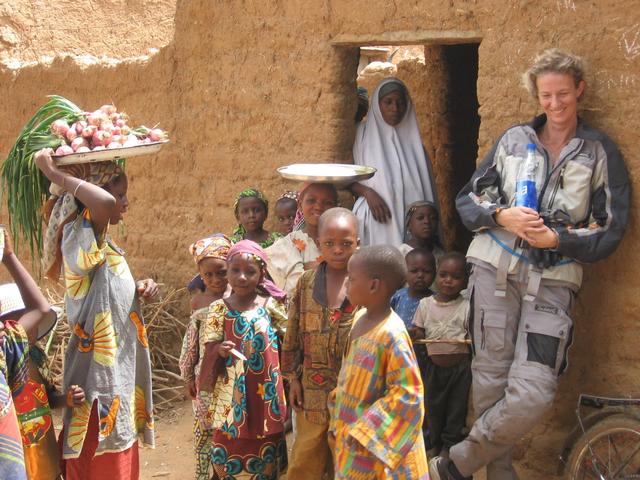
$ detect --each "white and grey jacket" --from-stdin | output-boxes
[456,115,630,289]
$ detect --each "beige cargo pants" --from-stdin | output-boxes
[449,261,574,479]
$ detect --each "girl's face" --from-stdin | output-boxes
[300,185,337,227]
[274,199,297,235]
[227,253,262,297]
[379,90,407,126]
[104,175,129,225]
[198,257,228,295]
[236,197,267,233]
[409,205,438,242]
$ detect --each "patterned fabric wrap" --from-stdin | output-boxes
[0,320,30,480]
[42,162,123,280]
[193,417,213,480]
[331,310,429,479]
[189,234,232,265]
[202,298,288,479]
[228,240,287,302]
[59,210,154,459]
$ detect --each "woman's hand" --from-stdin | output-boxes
[66,385,86,407]
[495,207,546,243]
[136,279,159,301]
[34,148,59,176]
[363,187,391,223]
[217,340,237,359]
[527,226,560,249]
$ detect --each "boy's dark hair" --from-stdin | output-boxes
[353,245,407,292]
[275,196,297,210]
[438,251,469,277]
[318,207,358,233]
[405,247,436,269]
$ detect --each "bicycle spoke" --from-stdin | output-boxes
[611,441,640,478]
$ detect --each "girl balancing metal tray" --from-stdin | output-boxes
[52,140,169,165]
[277,163,376,185]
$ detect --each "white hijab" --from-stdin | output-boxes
[352,77,437,246]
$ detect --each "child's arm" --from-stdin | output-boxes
[408,299,427,341]
[197,302,233,392]
[282,277,304,411]
[346,332,424,470]
[1,229,52,343]
[179,316,200,399]
[50,385,85,409]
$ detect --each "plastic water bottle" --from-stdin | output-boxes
[515,143,538,210]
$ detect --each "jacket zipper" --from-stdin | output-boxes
[480,309,486,350]
[547,166,566,210]
[536,140,582,210]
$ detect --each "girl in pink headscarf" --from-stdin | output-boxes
[198,240,288,479]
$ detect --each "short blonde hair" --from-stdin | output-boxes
[522,49,586,99]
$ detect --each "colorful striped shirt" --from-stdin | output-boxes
[331,310,429,479]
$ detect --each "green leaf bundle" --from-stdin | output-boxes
[1,95,83,260]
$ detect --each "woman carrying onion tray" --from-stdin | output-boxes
[35,148,158,480]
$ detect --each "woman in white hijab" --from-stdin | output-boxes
[350,77,438,246]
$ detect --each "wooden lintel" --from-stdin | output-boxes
[331,30,483,47]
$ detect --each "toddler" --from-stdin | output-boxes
[399,200,444,263]
[274,192,298,236]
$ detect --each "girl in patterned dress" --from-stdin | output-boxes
[198,240,288,479]
[180,234,232,480]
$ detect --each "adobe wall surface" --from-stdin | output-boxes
[1,1,640,477]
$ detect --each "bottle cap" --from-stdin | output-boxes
[527,143,536,150]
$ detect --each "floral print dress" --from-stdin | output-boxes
[202,297,287,479]
[59,211,154,459]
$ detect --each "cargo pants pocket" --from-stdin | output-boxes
[479,307,508,352]
[523,307,572,375]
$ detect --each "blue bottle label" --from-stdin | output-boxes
[515,180,538,209]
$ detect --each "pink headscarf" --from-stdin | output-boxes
[227,240,287,302]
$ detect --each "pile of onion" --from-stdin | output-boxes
[51,104,167,155]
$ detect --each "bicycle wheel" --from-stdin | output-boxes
[567,414,640,479]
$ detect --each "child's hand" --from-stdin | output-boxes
[218,340,236,359]
[136,279,159,301]
[186,380,197,399]
[289,378,304,412]
[66,385,85,407]
[409,327,425,340]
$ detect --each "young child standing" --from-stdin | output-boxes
[179,234,232,480]
[412,252,471,459]
[332,245,429,479]
[198,240,288,479]
[390,248,436,330]
[282,207,360,478]
[230,188,281,248]
[267,183,338,296]
[399,201,444,262]
[274,192,298,236]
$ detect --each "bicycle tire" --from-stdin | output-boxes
[567,414,640,479]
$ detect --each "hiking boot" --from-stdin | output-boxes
[428,456,472,480]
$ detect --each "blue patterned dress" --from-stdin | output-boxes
[202,298,287,479]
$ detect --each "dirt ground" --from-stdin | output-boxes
[138,401,489,480]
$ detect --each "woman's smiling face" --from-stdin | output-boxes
[536,72,584,126]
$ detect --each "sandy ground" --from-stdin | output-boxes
[139,400,488,480]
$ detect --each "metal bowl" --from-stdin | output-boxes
[277,163,376,185]
[53,140,169,165]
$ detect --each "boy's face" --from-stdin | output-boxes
[409,205,438,242]
[346,256,373,306]
[435,258,467,299]
[300,185,337,227]
[318,217,359,270]
[406,253,435,293]
[274,201,297,235]
[198,257,228,295]
[236,197,267,234]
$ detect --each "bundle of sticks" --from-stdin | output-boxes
[42,286,190,411]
